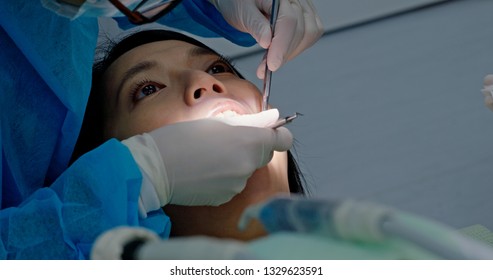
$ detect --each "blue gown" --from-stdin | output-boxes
[0,0,254,259]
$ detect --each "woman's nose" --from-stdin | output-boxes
[184,71,226,105]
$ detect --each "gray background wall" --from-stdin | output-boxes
[100,0,493,230]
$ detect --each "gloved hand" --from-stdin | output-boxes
[122,109,293,211]
[482,74,493,111]
[209,0,324,79]
[91,226,256,260]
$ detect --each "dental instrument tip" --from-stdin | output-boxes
[269,112,302,129]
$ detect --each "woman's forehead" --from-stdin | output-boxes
[107,40,217,74]
[114,40,198,65]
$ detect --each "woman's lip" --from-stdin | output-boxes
[207,100,252,117]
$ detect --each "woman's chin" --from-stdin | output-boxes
[163,155,290,241]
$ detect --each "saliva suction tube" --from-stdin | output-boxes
[238,195,390,243]
[238,195,493,259]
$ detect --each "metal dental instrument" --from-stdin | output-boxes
[261,0,280,111]
[269,112,301,129]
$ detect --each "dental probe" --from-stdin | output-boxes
[261,0,280,111]
[269,112,301,129]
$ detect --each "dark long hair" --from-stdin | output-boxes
[71,29,306,194]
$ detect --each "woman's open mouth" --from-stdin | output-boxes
[214,110,242,118]
[207,100,252,118]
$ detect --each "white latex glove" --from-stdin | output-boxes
[122,109,293,209]
[91,226,160,260]
[138,236,254,260]
[482,74,493,111]
[210,0,324,79]
[91,226,255,260]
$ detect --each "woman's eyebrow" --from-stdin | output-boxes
[188,46,237,72]
[115,60,158,102]
[188,46,217,59]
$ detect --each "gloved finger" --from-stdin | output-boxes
[483,74,493,87]
[265,0,301,72]
[273,126,294,151]
[482,89,493,112]
[238,0,272,49]
[256,56,267,79]
[260,0,324,75]
[283,0,324,62]
[215,108,280,127]
[91,226,159,260]
[482,75,493,111]
[255,126,293,167]
[262,125,293,155]
[304,0,325,37]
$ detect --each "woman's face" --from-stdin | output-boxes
[103,40,290,240]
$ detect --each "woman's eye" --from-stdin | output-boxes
[132,82,165,102]
[207,61,234,75]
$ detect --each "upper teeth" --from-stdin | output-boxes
[214,110,240,118]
